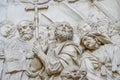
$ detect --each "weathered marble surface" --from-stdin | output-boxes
[0,0,120,80]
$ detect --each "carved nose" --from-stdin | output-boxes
[26,28,30,31]
[73,73,77,76]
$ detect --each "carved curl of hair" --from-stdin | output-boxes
[0,20,14,28]
[17,20,35,32]
[54,22,73,41]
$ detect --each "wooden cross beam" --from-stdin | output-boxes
[21,0,49,39]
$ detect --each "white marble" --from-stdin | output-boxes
[0,0,120,80]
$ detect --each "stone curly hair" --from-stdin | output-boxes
[0,20,14,27]
[54,22,73,42]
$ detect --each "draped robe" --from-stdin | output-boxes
[46,41,81,80]
[80,44,120,80]
[5,38,44,80]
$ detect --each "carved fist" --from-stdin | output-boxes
[32,41,42,54]
[25,68,39,78]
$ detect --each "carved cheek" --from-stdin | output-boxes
[83,41,88,47]
[21,30,24,35]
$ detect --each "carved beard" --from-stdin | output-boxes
[20,33,33,41]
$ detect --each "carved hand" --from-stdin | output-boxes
[25,68,39,78]
[32,41,47,66]
[33,41,42,53]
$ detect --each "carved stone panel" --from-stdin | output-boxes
[0,0,120,80]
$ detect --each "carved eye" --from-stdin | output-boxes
[29,25,34,30]
[19,27,22,31]
[6,25,10,28]
[63,27,66,30]
[72,70,77,72]
[23,26,27,29]
[83,38,87,42]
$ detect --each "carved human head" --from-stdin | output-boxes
[80,32,112,50]
[17,20,35,41]
[77,22,92,37]
[108,21,120,37]
[95,19,110,34]
[79,23,91,32]
[0,21,15,38]
[60,65,87,80]
[54,22,73,42]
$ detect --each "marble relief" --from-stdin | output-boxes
[0,0,120,80]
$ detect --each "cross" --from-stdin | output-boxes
[21,0,49,40]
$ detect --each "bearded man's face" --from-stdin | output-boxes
[18,23,33,41]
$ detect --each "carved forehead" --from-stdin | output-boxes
[56,22,73,31]
[59,22,71,27]
[17,20,35,30]
[18,20,34,26]
[82,35,94,41]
